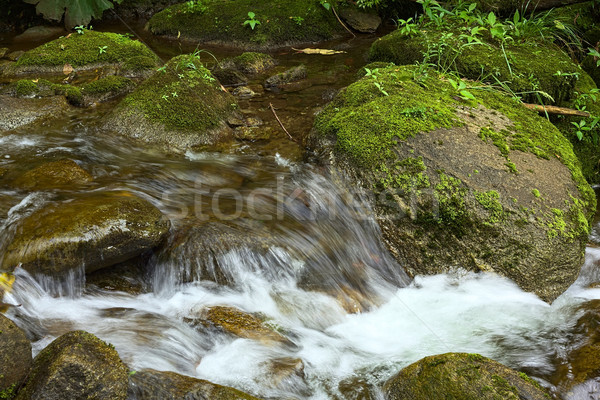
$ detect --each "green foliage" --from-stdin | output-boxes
[243,11,261,30]
[22,0,123,28]
[364,67,389,96]
[319,0,331,10]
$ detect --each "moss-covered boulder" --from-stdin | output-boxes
[369,28,585,106]
[80,75,136,105]
[128,369,261,400]
[0,30,159,76]
[104,54,236,153]
[187,305,289,344]
[0,94,68,132]
[16,330,128,400]
[147,0,345,50]
[1,192,170,276]
[310,66,595,302]
[0,315,32,400]
[212,52,277,86]
[384,353,550,399]
[13,159,92,190]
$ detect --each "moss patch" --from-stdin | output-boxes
[147,0,345,49]
[16,30,159,68]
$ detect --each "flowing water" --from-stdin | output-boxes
[2,23,600,400]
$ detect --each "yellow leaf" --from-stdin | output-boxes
[292,47,346,55]
[0,272,14,294]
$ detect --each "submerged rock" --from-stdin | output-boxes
[13,159,92,190]
[369,26,586,106]
[147,0,345,50]
[212,52,277,86]
[1,192,170,276]
[13,25,66,42]
[104,54,236,154]
[384,353,550,399]
[310,65,595,302]
[16,330,128,400]
[0,94,68,132]
[265,65,307,90]
[188,305,290,345]
[128,369,261,400]
[0,30,159,76]
[0,315,32,399]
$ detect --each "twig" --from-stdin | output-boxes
[331,5,356,38]
[269,103,298,143]
[522,103,590,117]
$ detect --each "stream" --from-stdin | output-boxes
[2,21,600,400]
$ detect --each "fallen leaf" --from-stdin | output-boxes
[292,47,346,55]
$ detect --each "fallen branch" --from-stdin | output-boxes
[522,103,590,117]
[292,47,347,55]
[331,5,356,38]
[269,103,298,143]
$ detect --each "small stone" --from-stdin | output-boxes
[265,65,307,89]
[234,126,271,141]
[246,117,263,127]
[0,48,8,59]
[233,86,256,99]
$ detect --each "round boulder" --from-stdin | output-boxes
[384,353,550,400]
[1,192,170,275]
[310,65,595,302]
[15,330,128,400]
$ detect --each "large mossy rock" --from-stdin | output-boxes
[104,54,236,153]
[146,0,345,50]
[0,315,32,399]
[369,28,585,106]
[16,330,128,400]
[128,369,262,400]
[0,30,160,76]
[1,192,170,275]
[384,353,550,399]
[310,66,595,302]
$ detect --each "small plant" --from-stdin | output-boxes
[364,68,389,96]
[183,0,207,14]
[447,76,476,101]
[320,0,331,10]
[98,45,107,55]
[291,16,304,26]
[572,118,599,142]
[589,48,600,67]
[398,17,418,37]
[243,12,261,30]
[74,25,85,34]
[157,65,167,73]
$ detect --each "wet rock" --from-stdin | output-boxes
[104,55,236,154]
[213,52,276,86]
[309,65,595,302]
[13,159,92,190]
[1,31,159,76]
[233,86,257,99]
[163,221,274,285]
[13,25,65,42]
[0,315,32,399]
[234,126,272,141]
[384,353,550,400]
[147,1,345,50]
[5,51,24,62]
[1,192,170,276]
[336,376,376,400]
[0,94,68,132]
[128,369,261,400]
[260,357,306,390]
[265,65,307,90]
[15,330,128,400]
[85,257,148,295]
[80,75,135,105]
[339,8,381,33]
[190,305,289,345]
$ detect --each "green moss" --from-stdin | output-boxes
[377,156,431,196]
[475,190,505,224]
[432,172,469,233]
[230,52,276,74]
[122,55,160,72]
[16,30,159,68]
[0,384,16,400]
[14,79,38,97]
[147,0,344,48]
[117,54,234,131]
[532,189,540,197]
[82,76,133,95]
[51,84,83,106]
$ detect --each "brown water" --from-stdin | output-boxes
[2,21,600,400]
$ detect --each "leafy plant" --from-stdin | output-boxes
[364,67,389,96]
[98,45,107,54]
[572,118,599,142]
[183,0,207,14]
[243,11,261,30]
[22,0,123,28]
[74,25,85,34]
[447,76,476,101]
[319,0,331,11]
[398,17,418,37]
[291,16,304,26]
[589,48,600,67]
